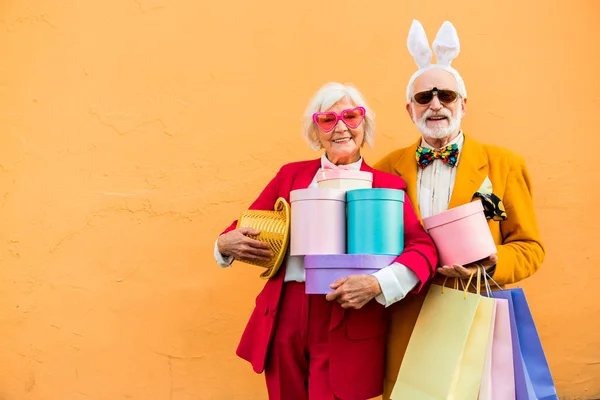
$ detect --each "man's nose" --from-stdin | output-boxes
[429,96,443,111]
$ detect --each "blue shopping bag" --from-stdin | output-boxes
[488,288,558,400]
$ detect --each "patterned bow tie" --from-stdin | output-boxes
[416,143,459,169]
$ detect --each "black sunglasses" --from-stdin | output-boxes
[413,87,460,105]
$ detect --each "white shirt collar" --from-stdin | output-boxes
[320,153,363,170]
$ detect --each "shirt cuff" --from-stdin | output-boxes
[372,262,420,307]
[214,239,234,267]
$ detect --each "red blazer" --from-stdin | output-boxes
[220,158,437,400]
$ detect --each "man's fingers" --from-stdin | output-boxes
[453,265,473,278]
[437,266,457,277]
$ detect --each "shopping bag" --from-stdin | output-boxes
[392,271,495,399]
[478,300,496,400]
[479,297,516,400]
[490,288,558,400]
[512,288,558,400]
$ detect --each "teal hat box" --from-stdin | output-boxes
[346,188,405,256]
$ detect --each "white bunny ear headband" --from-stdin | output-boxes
[405,20,467,103]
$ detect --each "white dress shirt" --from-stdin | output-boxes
[417,132,464,219]
[214,153,419,307]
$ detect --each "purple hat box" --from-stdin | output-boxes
[303,254,398,294]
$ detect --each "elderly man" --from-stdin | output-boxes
[374,20,545,398]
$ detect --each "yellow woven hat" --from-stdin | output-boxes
[236,197,291,279]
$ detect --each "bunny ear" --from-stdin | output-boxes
[432,21,460,66]
[407,20,432,69]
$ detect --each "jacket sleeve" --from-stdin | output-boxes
[393,192,438,292]
[492,156,545,285]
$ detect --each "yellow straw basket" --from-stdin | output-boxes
[236,197,291,279]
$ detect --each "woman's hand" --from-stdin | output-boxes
[325,275,382,309]
[436,254,498,279]
[217,228,273,263]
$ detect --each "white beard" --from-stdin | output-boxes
[413,105,463,140]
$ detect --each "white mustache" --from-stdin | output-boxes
[412,105,462,140]
[422,108,452,120]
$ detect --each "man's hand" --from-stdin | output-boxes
[325,275,382,309]
[436,254,498,279]
[217,228,273,263]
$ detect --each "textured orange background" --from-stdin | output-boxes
[0,0,598,398]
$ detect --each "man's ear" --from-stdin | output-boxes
[406,103,414,123]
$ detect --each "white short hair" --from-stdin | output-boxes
[406,65,467,103]
[302,82,375,150]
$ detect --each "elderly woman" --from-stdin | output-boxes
[214,82,437,400]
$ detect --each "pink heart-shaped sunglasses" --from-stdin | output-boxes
[312,106,366,133]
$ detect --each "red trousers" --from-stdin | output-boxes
[264,282,341,400]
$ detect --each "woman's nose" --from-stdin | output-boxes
[334,119,346,132]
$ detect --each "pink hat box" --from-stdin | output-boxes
[304,254,398,294]
[422,200,497,266]
[289,188,346,256]
[316,170,373,191]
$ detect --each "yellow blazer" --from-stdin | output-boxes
[373,134,545,399]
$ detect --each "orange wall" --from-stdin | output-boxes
[0,0,598,398]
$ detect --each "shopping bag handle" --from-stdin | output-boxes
[474,264,503,296]
[442,267,481,299]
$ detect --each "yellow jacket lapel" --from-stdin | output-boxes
[448,135,488,209]
[392,138,421,220]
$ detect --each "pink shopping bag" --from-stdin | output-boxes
[491,298,516,399]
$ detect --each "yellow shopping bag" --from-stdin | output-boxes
[391,270,495,400]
